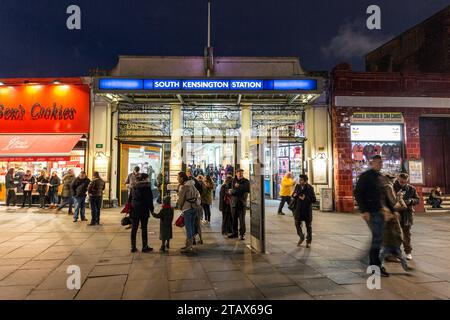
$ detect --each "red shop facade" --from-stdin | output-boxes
[0,78,90,203]
[332,64,450,213]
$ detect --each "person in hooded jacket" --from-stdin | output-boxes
[57,169,76,215]
[71,171,91,222]
[151,195,174,253]
[128,173,154,253]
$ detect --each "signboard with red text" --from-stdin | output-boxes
[0,84,90,133]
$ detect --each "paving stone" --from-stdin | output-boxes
[420,282,450,298]
[36,264,95,290]
[75,275,127,300]
[167,262,207,281]
[89,264,131,277]
[123,278,170,300]
[247,273,295,288]
[206,270,248,282]
[296,277,352,296]
[26,288,78,300]
[342,284,407,300]
[212,279,265,300]
[169,278,213,293]
[171,289,217,300]
[259,285,313,300]
[0,265,17,281]
[19,259,64,270]
[0,206,449,300]
[0,286,34,300]
[0,269,52,287]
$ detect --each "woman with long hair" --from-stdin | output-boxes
[36,170,49,209]
[176,172,201,253]
[201,175,215,224]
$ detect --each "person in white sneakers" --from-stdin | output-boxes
[394,173,419,260]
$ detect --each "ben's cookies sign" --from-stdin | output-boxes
[0,84,89,133]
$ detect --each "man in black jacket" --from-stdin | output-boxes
[394,173,419,260]
[229,169,250,240]
[354,155,390,277]
[128,173,154,253]
[71,171,91,223]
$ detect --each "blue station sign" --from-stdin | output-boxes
[98,78,317,91]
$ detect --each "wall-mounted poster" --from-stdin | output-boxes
[408,159,424,185]
[312,158,328,185]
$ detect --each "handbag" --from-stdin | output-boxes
[121,214,131,226]
[288,198,297,212]
[121,202,131,214]
[175,213,185,228]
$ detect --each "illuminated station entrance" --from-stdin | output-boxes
[90,56,327,206]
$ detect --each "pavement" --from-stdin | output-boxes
[0,199,449,300]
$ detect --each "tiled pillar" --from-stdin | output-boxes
[239,104,252,178]
[170,104,182,183]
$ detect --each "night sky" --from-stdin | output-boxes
[1,0,449,77]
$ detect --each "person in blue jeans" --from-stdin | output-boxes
[176,171,201,254]
[71,171,91,222]
[87,172,105,226]
[354,155,391,277]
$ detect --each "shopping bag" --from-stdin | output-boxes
[175,214,185,228]
[121,202,131,214]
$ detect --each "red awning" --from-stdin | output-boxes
[0,135,82,160]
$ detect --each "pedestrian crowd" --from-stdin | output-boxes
[4,168,105,226]
[354,155,419,277]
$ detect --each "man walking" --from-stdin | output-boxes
[354,155,390,277]
[88,171,105,226]
[394,173,419,260]
[229,169,250,240]
[71,171,91,223]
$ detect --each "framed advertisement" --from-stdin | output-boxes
[312,158,328,185]
[407,159,425,185]
[249,139,265,254]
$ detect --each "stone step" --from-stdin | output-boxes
[425,208,450,214]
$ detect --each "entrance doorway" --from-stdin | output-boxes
[420,117,450,193]
[182,137,238,182]
[119,142,168,205]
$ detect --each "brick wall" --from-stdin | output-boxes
[332,65,450,213]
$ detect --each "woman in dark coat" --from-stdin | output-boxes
[219,176,233,235]
[151,195,174,253]
[292,174,316,248]
[128,173,154,253]
[36,171,49,209]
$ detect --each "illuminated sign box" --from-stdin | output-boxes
[98,79,317,91]
[350,125,402,142]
